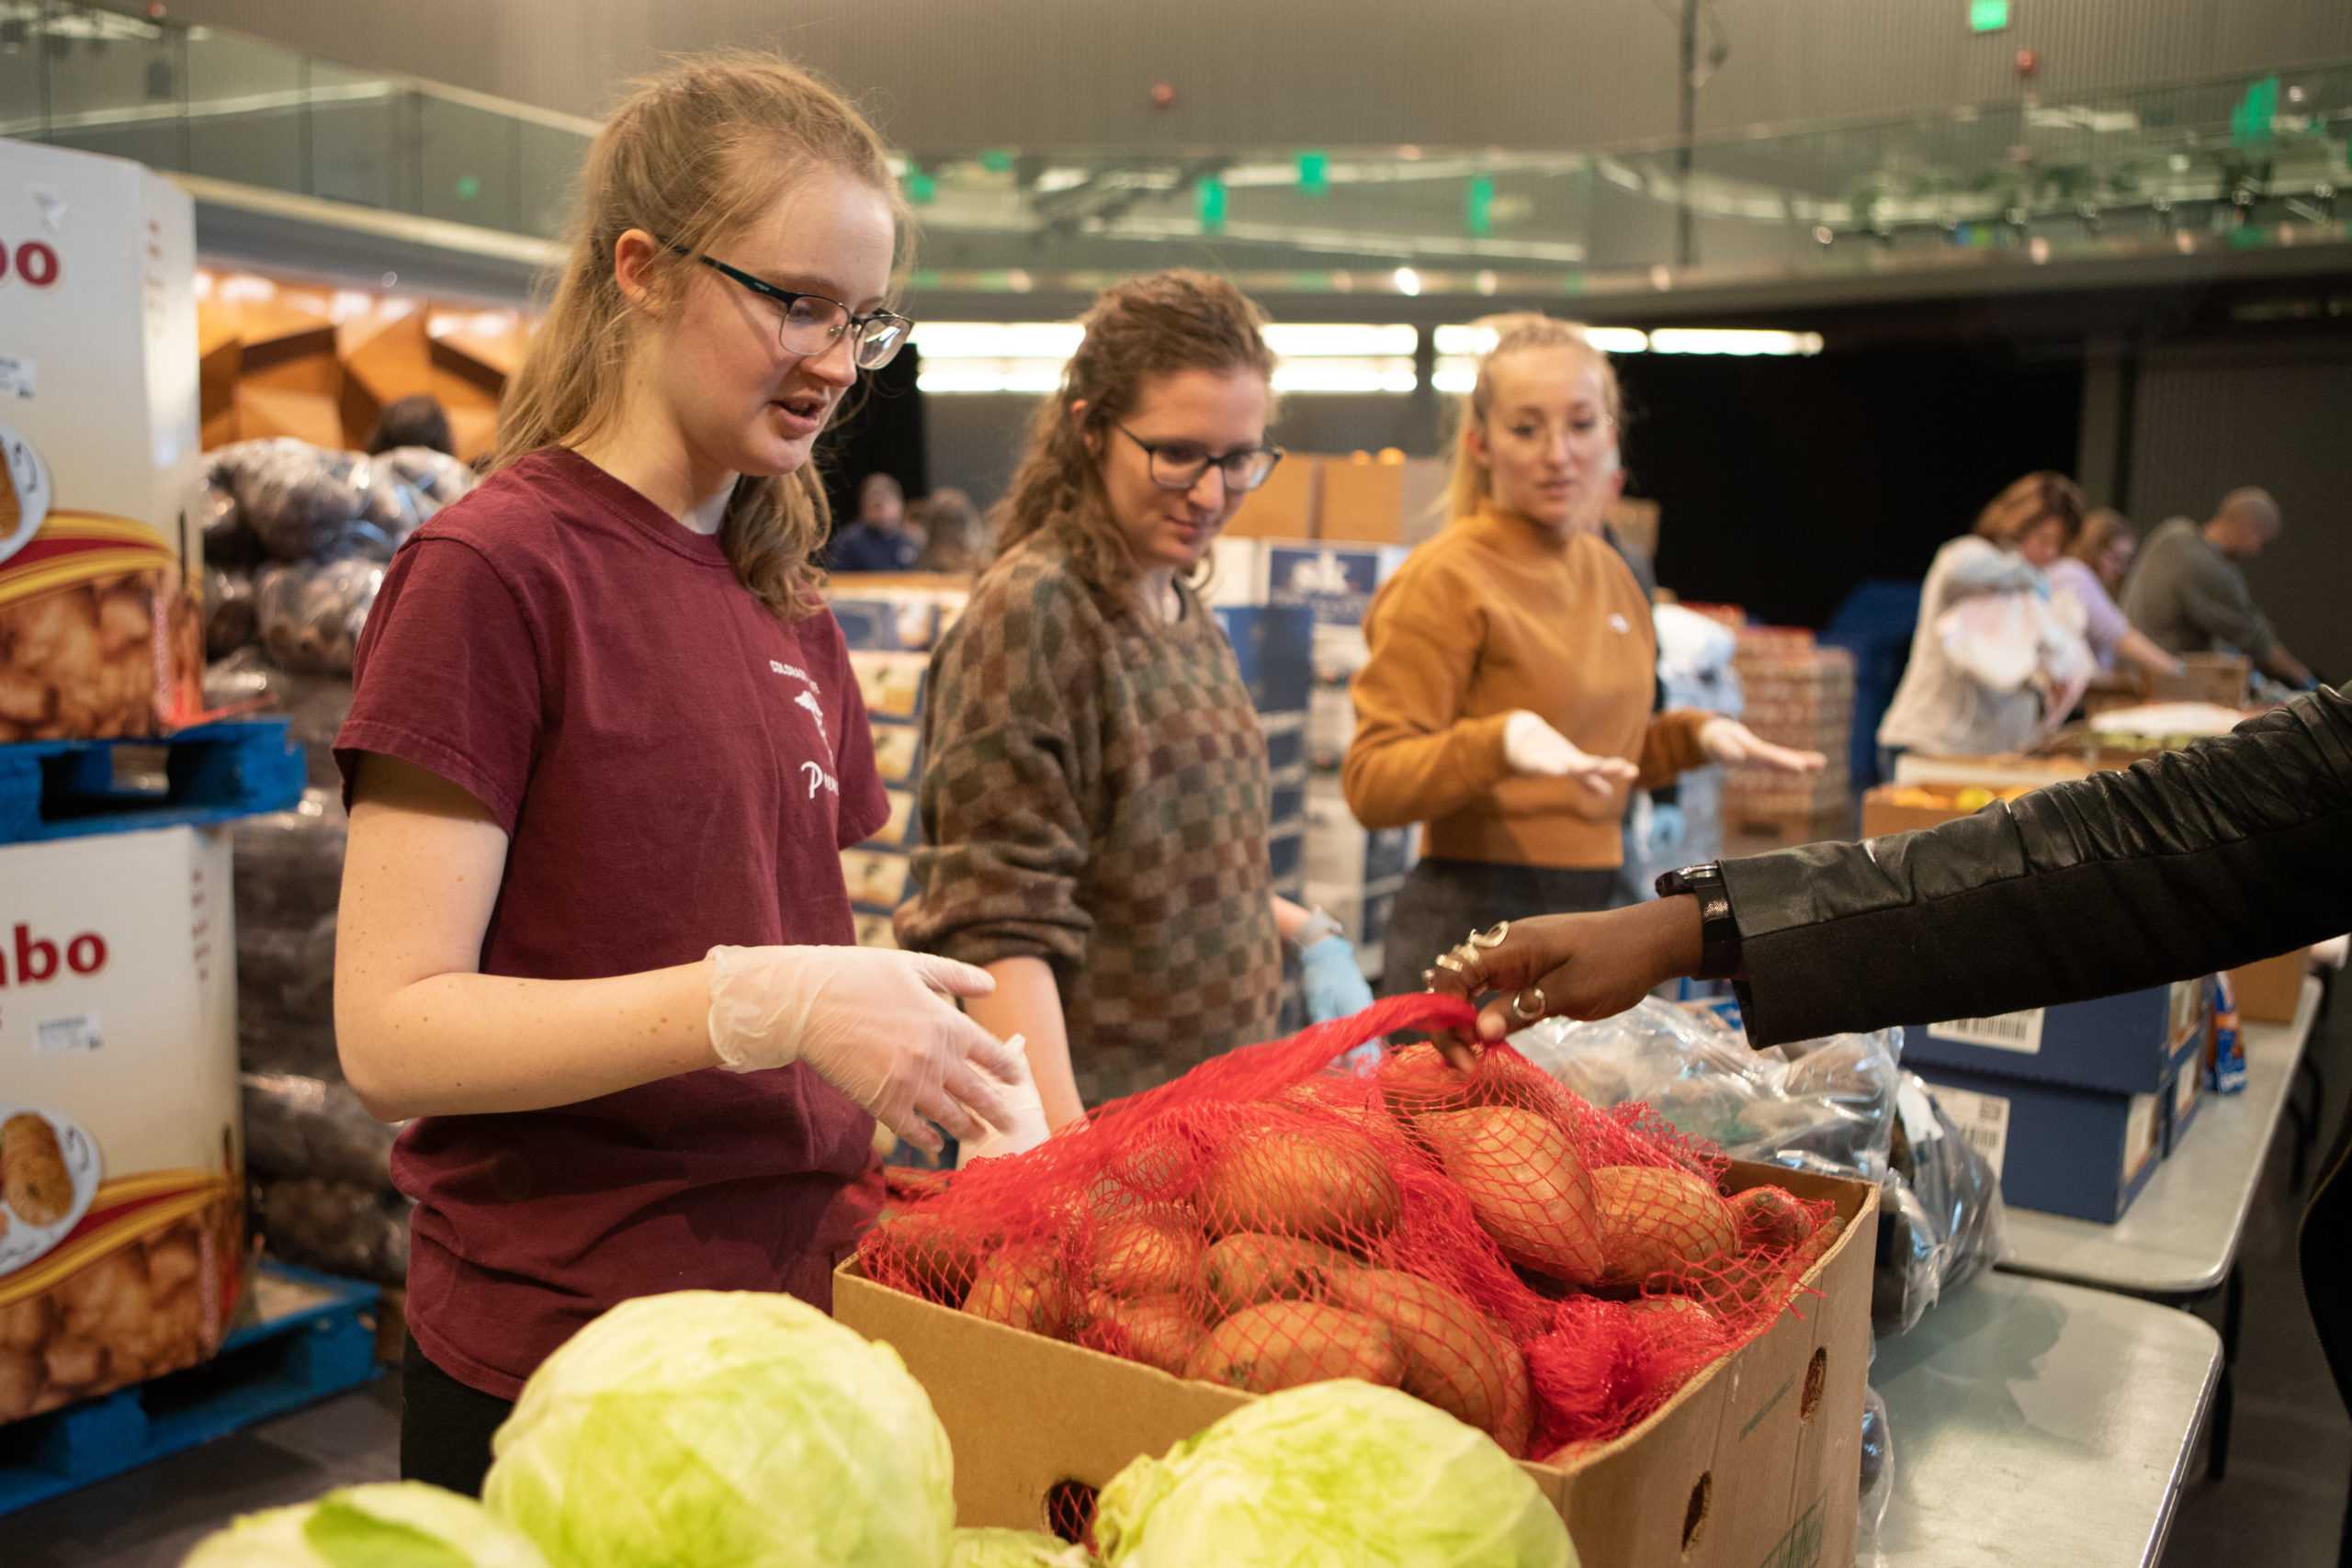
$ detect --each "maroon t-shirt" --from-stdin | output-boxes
[335,448,889,1398]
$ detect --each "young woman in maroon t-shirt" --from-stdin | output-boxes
[331,54,1022,1494]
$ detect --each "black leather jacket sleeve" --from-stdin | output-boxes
[1720,684,2351,1046]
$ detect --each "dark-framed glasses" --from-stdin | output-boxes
[1114,425,1284,493]
[669,243,912,371]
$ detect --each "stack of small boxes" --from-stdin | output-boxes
[1903,979,2212,1223]
[1722,626,1856,837]
[1214,536,1421,984]
[1209,595,1313,907]
[829,583,971,951]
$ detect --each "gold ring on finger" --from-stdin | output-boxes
[1510,985,1547,1021]
[1469,921,1510,950]
[1448,943,1491,987]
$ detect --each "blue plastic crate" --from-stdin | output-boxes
[0,719,303,844]
[0,1262,382,1516]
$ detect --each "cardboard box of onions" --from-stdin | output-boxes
[838,1156,1877,1568]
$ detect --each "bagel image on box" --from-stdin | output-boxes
[0,140,206,743]
[0,827,244,1423]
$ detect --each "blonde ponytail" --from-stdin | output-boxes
[1438,313,1624,525]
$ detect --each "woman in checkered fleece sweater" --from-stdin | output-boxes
[899,272,1366,1125]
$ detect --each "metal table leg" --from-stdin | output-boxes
[2205,1263,2245,1483]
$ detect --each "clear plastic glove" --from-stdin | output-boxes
[1698,716,1827,773]
[1644,801,1687,860]
[1502,710,1640,795]
[1300,934,1375,1023]
[956,1034,1052,1168]
[706,944,1023,1156]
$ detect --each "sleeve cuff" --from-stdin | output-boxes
[334,720,524,833]
[1464,709,1516,785]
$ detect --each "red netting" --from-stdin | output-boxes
[862,993,1838,1459]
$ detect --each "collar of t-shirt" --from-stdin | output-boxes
[548,448,731,566]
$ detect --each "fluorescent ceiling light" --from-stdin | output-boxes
[914,362,1069,394]
[1646,329,1824,355]
[1272,358,1419,394]
[1432,324,1648,355]
[1392,266,1423,297]
[909,321,1083,360]
[1263,322,1419,357]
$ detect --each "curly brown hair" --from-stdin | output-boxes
[492,51,906,621]
[989,270,1275,615]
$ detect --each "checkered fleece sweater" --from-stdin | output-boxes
[897,535,1281,1107]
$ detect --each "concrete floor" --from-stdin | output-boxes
[11,997,2346,1567]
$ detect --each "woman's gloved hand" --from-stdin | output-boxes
[1503,710,1640,795]
[706,944,1023,1156]
[956,1034,1051,1168]
[1698,716,1827,774]
[1300,934,1376,1023]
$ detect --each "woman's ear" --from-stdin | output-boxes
[1464,420,1490,470]
[612,228,664,311]
[1071,400,1102,457]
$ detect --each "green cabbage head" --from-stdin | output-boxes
[1093,1380,1575,1568]
[948,1526,1095,1566]
[181,1481,550,1567]
[482,1290,954,1567]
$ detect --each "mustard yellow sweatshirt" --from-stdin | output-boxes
[1341,505,1712,870]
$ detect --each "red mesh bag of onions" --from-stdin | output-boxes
[860,993,1840,1463]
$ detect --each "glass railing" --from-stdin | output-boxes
[3,2,2346,295]
[0,0,595,241]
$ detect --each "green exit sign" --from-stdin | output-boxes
[1970,0,2009,31]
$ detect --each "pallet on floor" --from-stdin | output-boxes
[0,1261,382,1516]
[0,718,304,844]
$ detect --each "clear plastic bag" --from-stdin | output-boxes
[235,911,339,1044]
[206,649,356,786]
[1510,998,1901,1182]
[1858,1382,1894,1562]
[243,1071,401,1188]
[232,787,349,1076]
[1877,1073,2008,1335]
[256,1175,411,1284]
[254,558,384,676]
[194,471,258,566]
[202,564,257,660]
[373,445,477,514]
[231,786,348,925]
[1937,589,2094,721]
[209,437,424,563]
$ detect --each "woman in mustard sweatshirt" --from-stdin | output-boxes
[1342,314,1822,995]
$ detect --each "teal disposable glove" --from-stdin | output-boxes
[1300,934,1375,1024]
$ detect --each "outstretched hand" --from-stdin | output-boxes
[1421,897,1707,1055]
[1699,716,1826,774]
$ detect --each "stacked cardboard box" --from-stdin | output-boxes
[1903,981,2210,1224]
[831,581,970,950]
[1209,599,1314,904]
[1858,777,2222,1220]
[1216,536,1421,980]
[1723,630,1854,833]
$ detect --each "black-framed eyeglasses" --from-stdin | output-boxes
[668,243,912,370]
[1114,425,1284,493]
